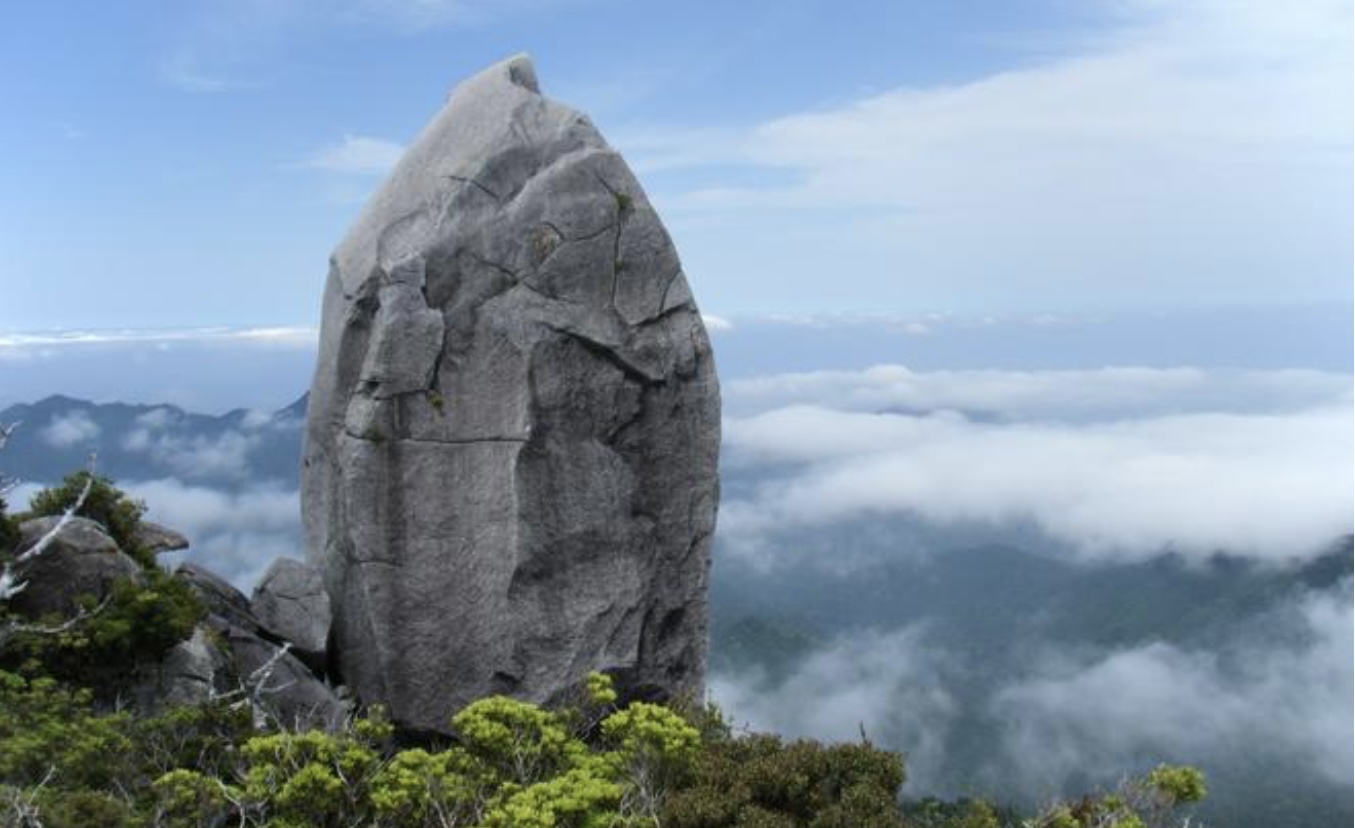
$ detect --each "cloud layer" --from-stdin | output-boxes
[721,366,1353,565]
[710,579,1353,804]
[126,478,302,589]
[991,582,1353,791]
[637,0,1352,311]
[710,626,962,793]
[39,410,101,448]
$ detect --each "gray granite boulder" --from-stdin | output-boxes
[227,627,346,731]
[132,625,233,711]
[133,521,191,555]
[9,516,144,618]
[175,562,261,635]
[169,564,344,730]
[302,54,720,732]
[251,557,331,670]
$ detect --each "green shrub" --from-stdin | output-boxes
[663,731,907,828]
[134,697,255,780]
[3,471,203,687]
[28,471,148,564]
[0,670,132,789]
[33,788,137,828]
[1,567,202,687]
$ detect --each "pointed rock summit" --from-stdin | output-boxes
[302,55,720,732]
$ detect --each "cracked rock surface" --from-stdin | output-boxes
[251,557,332,670]
[302,54,720,732]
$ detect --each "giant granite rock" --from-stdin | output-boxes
[302,54,720,732]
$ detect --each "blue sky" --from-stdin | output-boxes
[1,0,1351,329]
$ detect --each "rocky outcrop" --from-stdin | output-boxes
[226,627,345,730]
[251,557,331,671]
[9,516,144,618]
[302,54,720,732]
[177,562,262,635]
[174,563,345,730]
[3,508,344,729]
[135,627,233,710]
[134,521,191,556]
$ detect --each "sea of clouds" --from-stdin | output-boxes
[2,319,1350,811]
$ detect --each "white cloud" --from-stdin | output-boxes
[992,583,1353,790]
[0,326,317,351]
[646,0,1352,309]
[701,313,734,333]
[710,626,960,792]
[5,478,300,590]
[122,429,264,481]
[721,367,1354,564]
[39,410,101,448]
[126,479,299,535]
[303,134,405,175]
[239,409,274,429]
[725,364,1353,420]
[135,407,179,430]
[158,56,260,93]
[125,479,302,589]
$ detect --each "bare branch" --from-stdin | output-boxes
[0,452,98,601]
[16,453,97,565]
[0,421,18,451]
[0,421,18,501]
[0,594,113,650]
[214,641,296,730]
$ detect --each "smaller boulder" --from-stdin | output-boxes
[175,563,260,635]
[9,516,144,619]
[228,628,346,731]
[132,625,233,711]
[133,521,191,556]
[251,557,331,671]
[169,562,344,730]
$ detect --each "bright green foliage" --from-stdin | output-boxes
[586,671,619,707]
[603,701,701,760]
[481,765,624,828]
[240,728,382,825]
[453,694,586,786]
[1144,764,1206,806]
[603,701,701,823]
[28,471,147,562]
[0,653,1209,828]
[352,701,395,744]
[368,747,484,826]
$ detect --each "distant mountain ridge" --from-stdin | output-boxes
[0,394,308,489]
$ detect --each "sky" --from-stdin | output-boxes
[2,0,1351,330]
[1,5,1351,812]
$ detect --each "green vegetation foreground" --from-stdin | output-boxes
[0,473,1205,828]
